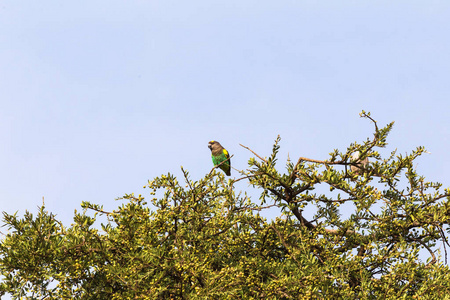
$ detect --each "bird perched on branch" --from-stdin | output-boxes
[208,140,231,176]
[350,151,369,174]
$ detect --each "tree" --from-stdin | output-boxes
[1,111,450,299]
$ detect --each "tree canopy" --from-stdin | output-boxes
[1,112,450,299]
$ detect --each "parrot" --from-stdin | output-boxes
[208,140,231,176]
[350,151,369,174]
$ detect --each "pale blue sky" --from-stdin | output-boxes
[1,1,449,227]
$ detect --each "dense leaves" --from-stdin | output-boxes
[1,112,450,299]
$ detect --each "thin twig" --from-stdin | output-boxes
[181,167,194,191]
[239,144,267,163]
[361,111,379,133]
[231,166,244,174]
[231,174,257,184]
[295,157,347,165]
[88,206,112,215]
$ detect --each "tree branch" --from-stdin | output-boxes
[239,144,267,163]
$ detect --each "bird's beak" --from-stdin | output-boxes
[208,144,212,150]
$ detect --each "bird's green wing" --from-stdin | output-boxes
[211,149,231,176]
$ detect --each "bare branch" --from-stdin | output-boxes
[296,157,344,165]
[240,144,267,163]
[360,111,379,133]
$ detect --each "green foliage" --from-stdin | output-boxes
[1,111,450,299]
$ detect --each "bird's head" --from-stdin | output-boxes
[208,140,221,151]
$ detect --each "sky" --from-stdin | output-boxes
[0,1,449,237]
